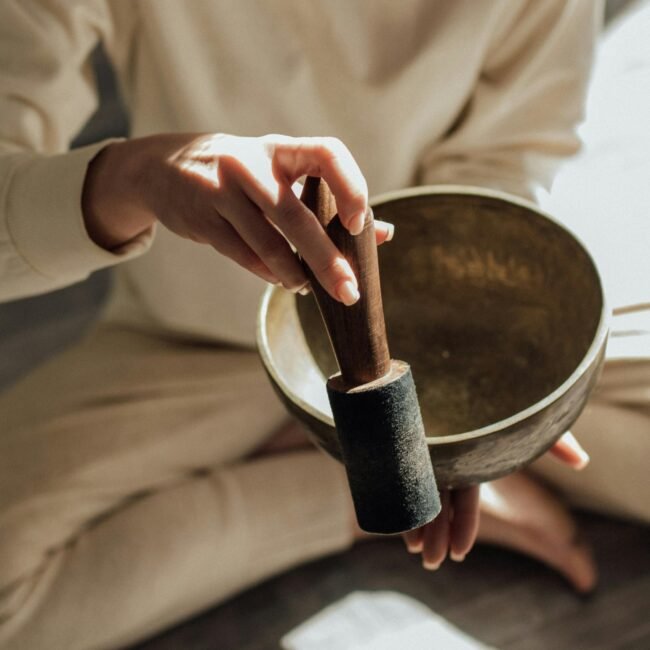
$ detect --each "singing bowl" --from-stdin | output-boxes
[257,186,608,488]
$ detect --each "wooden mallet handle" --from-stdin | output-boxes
[300,176,390,387]
[300,177,440,534]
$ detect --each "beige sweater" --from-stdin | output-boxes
[0,0,601,346]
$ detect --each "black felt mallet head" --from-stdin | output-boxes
[300,177,440,535]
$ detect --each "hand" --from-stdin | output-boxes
[82,133,394,304]
[402,431,590,568]
[546,430,590,470]
[403,484,479,567]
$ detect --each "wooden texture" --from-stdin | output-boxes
[300,176,390,387]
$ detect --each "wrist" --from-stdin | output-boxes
[82,139,156,250]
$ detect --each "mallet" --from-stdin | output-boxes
[300,176,441,534]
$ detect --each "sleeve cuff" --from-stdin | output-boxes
[6,140,155,284]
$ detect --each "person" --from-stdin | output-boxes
[1,1,647,648]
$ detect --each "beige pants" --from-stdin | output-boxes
[0,321,648,649]
[0,324,352,649]
[531,357,650,521]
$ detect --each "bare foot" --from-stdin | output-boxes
[477,472,597,593]
[253,423,596,592]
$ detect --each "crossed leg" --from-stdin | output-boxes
[264,357,650,594]
[1,322,646,647]
[0,324,353,649]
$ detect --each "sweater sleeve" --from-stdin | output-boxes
[0,1,153,302]
[417,0,604,201]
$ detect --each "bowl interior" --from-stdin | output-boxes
[264,190,604,438]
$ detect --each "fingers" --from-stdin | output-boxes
[549,431,590,470]
[288,175,393,246]
[263,187,361,304]
[179,134,392,302]
[449,485,480,562]
[403,487,479,570]
[211,187,392,299]
[403,527,424,554]
[270,135,368,234]
[422,490,451,570]
[217,187,309,292]
[216,153,356,300]
[258,192,393,303]
[202,215,279,284]
[375,220,395,245]
[222,147,360,304]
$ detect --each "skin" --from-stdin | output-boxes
[402,432,589,566]
[258,420,596,593]
[83,132,596,593]
[83,133,394,303]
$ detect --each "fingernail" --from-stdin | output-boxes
[565,431,590,469]
[348,210,366,236]
[385,222,395,242]
[575,450,590,470]
[450,551,466,562]
[297,282,311,296]
[337,280,360,306]
[406,543,423,554]
[289,280,309,295]
[423,560,441,571]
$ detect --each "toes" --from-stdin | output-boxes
[554,538,598,594]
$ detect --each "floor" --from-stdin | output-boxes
[129,512,650,650]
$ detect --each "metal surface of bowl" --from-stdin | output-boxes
[257,186,608,488]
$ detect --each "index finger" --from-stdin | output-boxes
[449,485,480,561]
[269,135,369,234]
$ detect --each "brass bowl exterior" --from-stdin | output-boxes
[257,186,608,488]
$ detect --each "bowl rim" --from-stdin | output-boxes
[257,184,610,446]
